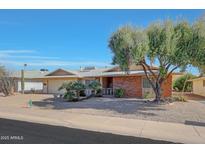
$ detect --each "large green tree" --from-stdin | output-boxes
[109,19,205,103]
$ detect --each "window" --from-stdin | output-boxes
[143,78,152,88]
[203,80,205,87]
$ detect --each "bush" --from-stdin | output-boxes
[114,88,125,98]
[0,66,15,96]
[95,89,103,97]
[88,80,102,95]
[59,81,86,101]
[63,91,75,101]
[0,77,15,96]
[173,73,195,92]
[79,90,86,97]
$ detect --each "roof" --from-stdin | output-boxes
[45,68,77,76]
[74,67,112,77]
[188,76,205,82]
[172,72,186,75]
[10,70,49,79]
[10,65,160,79]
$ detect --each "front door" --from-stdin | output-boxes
[102,77,113,95]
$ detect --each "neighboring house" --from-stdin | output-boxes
[172,72,186,83]
[10,70,48,93]
[188,76,205,97]
[171,72,186,90]
[11,65,173,98]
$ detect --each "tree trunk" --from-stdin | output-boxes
[181,74,189,97]
[153,82,162,103]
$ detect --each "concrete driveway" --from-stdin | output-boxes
[29,95,205,125]
[1,93,205,125]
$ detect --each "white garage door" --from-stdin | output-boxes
[48,79,75,94]
[18,81,43,92]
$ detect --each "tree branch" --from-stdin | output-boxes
[166,65,179,79]
[141,63,156,90]
[142,60,157,79]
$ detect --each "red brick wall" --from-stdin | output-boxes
[113,76,142,98]
[161,75,172,98]
[112,75,172,98]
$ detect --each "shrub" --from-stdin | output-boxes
[114,88,125,98]
[59,81,86,101]
[173,74,195,92]
[63,91,75,101]
[88,80,102,96]
[0,66,15,96]
[79,90,86,97]
[72,81,86,99]
[95,89,103,97]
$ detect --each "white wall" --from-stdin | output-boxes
[18,81,43,92]
[47,79,76,94]
[193,79,205,97]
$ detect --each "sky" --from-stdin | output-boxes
[0,9,204,73]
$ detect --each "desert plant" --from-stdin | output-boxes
[173,74,195,92]
[59,81,86,101]
[95,88,103,97]
[72,81,86,99]
[79,90,86,97]
[0,65,6,77]
[58,82,73,92]
[63,91,75,101]
[0,77,15,96]
[88,80,102,96]
[0,66,15,96]
[114,88,125,98]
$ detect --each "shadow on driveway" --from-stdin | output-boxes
[0,118,176,144]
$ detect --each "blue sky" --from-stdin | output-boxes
[0,9,204,73]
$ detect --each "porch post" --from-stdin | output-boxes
[100,77,103,87]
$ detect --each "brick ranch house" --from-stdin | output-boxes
[11,65,172,98]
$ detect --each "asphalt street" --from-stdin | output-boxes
[0,118,175,144]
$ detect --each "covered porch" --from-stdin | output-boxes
[101,77,114,95]
[83,77,114,96]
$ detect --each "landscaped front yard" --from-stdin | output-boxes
[0,93,205,125]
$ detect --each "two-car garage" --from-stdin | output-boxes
[46,78,77,94]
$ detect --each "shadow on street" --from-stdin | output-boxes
[0,118,176,144]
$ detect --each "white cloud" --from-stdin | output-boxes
[0,49,60,60]
[0,54,60,60]
[0,49,35,54]
[0,49,112,68]
[0,59,111,67]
